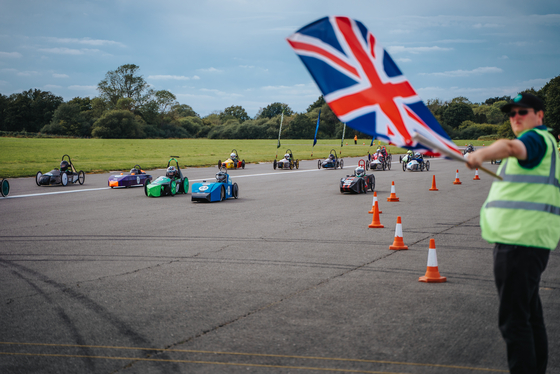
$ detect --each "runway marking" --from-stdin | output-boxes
[0,342,508,372]
[2,187,111,199]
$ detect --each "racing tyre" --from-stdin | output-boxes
[340,159,344,169]
[61,172,68,186]
[362,179,367,194]
[382,162,386,171]
[402,162,407,172]
[143,179,150,196]
[273,160,277,170]
[232,183,239,199]
[220,186,225,201]
[387,159,391,170]
[426,161,430,171]
[35,171,42,186]
[296,160,299,169]
[78,171,85,185]
[334,160,338,169]
[399,155,402,163]
[365,160,370,171]
[242,160,245,169]
[1,178,9,197]
[317,160,321,169]
[370,175,376,191]
[289,161,293,170]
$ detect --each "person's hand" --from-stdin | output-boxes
[465,151,482,170]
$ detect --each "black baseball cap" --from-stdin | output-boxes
[501,92,544,113]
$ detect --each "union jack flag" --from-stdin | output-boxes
[287,16,461,156]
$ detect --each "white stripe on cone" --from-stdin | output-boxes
[394,222,403,238]
[427,248,438,267]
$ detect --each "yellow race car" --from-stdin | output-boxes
[218,149,245,169]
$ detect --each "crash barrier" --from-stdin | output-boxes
[419,239,447,283]
[389,216,408,250]
[453,170,462,185]
[368,200,384,228]
[386,181,400,202]
[0,178,9,197]
[368,191,382,214]
[429,175,438,191]
[473,169,481,180]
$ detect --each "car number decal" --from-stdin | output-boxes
[199,185,208,191]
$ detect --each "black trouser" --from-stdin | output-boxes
[493,243,550,374]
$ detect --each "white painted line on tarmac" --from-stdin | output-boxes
[2,187,111,199]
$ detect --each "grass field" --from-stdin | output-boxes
[0,137,490,178]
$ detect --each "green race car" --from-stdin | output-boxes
[145,157,189,197]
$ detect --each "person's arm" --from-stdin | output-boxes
[466,139,527,169]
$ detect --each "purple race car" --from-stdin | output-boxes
[108,165,152,188]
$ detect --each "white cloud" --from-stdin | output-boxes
[38,48,101,55]
[192,75,200,80]
[17,71,39,76]
[473,23,501,29]
[197,67,223,73]
[239,65,255,68]
[499,55,509,60]
[420,66,503,77]
[45,37,125,48]
[0,51,22,58]
[387,46,453,54]
[396,58,411,63]
[52,73,69,78]
[148,75,192,80]
[68,85,97,91]
[44,84,62,89]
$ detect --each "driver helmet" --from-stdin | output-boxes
[414,152,421,158]
[130,167,139,174]
[166,165,177,178]
[355,166,365,177]
[60,160,69,172]
[329,154,335,159]
[230,152,236,159]
[216,170,227,183]
[284,153,290,160]
[407,150,413,155]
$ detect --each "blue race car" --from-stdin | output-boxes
[318,148,344,169]
[191,168,239,202]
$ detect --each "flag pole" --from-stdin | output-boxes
[412,133,502,180]
[340,123,346,156]
[276,111,284,159]
[311,109,320,157]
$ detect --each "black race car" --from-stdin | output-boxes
[318,148,344,169]
[36,154,85,186]
[340,166,375,194]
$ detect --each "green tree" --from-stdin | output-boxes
[307,96,325,112]
[541,75,560,137]
[441,102,474,129]
[68,97,92,112]
[257,102,294,119]
[3,89,63,132]
[485,96,511,105]
[97,64,149,108]
[171,104,198,118]
[153,90,177,114]
[283,113,314,139]
[91,110,145,138]
[0,93,8,131]
[221,105,250,123]
[42,102,90,137]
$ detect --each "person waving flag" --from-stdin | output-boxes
[287,16,462,157]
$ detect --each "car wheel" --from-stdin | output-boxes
[61,172,68,186]
[402,162,406,172]
[242,160,245,169]
[273,160,277,170]
[317,160,321,169]
[387,159,391,170]
[296,160,299,169]
[362,179,367,194]
[0,178,9,197]
[36,171,42,186]
[426,161,430,171]
[382,162,386,171]
[220,186,225,201]
[183,178,189,194]
[340,159,344,169]
[232,183,239,199]
[370,175,375,191]
[144,179,150,196]
[78,171,85,185]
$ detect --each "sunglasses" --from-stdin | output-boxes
[508,109,531,117]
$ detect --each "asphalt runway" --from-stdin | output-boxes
[1,154,559,374]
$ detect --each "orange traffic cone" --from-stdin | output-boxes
[368,192,382,214]
[473,169,481,180]
[389,216,408,250]
[453,170,462,185]
[429,175,438,191]
[368,201,384,228]
[387,181,400,202]
[419,239,447,283]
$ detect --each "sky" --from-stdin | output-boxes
[1,0,559,118]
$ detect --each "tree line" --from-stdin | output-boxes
[1,64,558,140]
